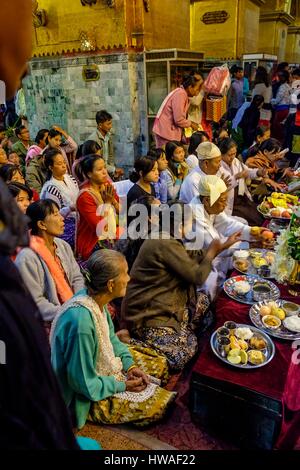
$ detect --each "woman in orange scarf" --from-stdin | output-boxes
[15,200,84,327]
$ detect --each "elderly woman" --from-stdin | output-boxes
[219,138,265,225]
[51,250,175,429]
[188,175,264,299]
[122,202,231,371]
[15,200,84,326]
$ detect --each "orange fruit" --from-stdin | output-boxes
[261,230,274,240]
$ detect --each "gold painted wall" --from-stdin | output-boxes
[190,0,239,58]
[32,0,127,56]
[143,0,190,49]
[190,0,260,59]
[32,0,191,57]
[237,0,261,56]
[258,20,289,60]
[286,30,300,63]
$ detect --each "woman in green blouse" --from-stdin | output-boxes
[50,249,175,430]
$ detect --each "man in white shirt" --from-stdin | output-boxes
[179,141,232,205]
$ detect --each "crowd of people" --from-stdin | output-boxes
[0,2,299,448]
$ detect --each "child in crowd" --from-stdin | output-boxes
[186,131,210,171]
[165,141,189,201]
[147,148,168,203]
[127,155,159,208]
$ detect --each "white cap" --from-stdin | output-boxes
[198,174,227,206]
[196,142,221,161]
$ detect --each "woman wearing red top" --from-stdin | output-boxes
[76,154,120,262]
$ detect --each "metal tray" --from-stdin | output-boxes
[257,205,293,221]
[233,249,275,279]
[223,275,280,305]
[210,323,275,370]
[249,300,300,341]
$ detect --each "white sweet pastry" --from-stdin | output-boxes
[234,250,249,260]
[283,316,300,333]
[234,281,251,295]
[235,327,254,340]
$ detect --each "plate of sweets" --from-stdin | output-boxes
[223,275,280,305]
[249,300,300,341]
[258,192,299,220]
[233,249,276,278]
[210,322,275,369]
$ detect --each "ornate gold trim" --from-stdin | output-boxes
[288,25,300,34]
[251,0,266,6]
[260,11,295,25]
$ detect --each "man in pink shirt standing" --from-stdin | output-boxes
[153,73,202,148]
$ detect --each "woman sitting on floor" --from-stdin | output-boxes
[40,149,79,249]
[50,249,175,430]
[15,200,84,327]
[7,182,33,214]
[219,138,265,226]
[245,138,288,197]
[127,155,159,209]
[188,175,265,299]
[122,202,232,371]
[76,154,120,262]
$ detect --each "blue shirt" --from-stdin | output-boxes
[153,171,168,203]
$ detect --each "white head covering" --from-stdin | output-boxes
[198,175,227,206]
[196,141,221,161]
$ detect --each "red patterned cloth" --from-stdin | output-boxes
[192,272,300,449]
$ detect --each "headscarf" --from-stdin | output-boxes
[198,175,227,206]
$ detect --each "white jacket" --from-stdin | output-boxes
[221,159,258,215]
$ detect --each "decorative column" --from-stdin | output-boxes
[259,1,295,61]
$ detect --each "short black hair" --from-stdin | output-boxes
[15,125,27,138]
[292,68,300,77]
[82,139,101,156]
[129,155,157,183]
[0,164,22,183]
[35,129,49,144]
[7,182,33,201]
[96,110,113,125]
[26,199,60,235]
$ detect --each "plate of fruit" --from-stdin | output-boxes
[249,300,300,340]
[210,323,275,369]
[233,248,276,278]
[258,192,299,220]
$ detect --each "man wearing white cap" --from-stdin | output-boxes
[186,175,262,299]
[179,141,232,205]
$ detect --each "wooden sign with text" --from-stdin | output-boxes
[201,11,229,25]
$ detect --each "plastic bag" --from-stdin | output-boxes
[204,64,231,96]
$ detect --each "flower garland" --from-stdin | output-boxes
[271,207,300,283]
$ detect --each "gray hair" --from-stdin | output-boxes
[85,250,126,293]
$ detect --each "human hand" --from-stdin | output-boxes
[52,125,68,138]
[220,173,232,189]
[266,179,286,191]
[235,169,249,180]
[100,184,116,204]
[222,231,242,251]
[282,167,295,179]
[125,377,147,393]
[257,168,268,178]
[0,137,9,148]
[127,367,150,386]
[191,121,199,131]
